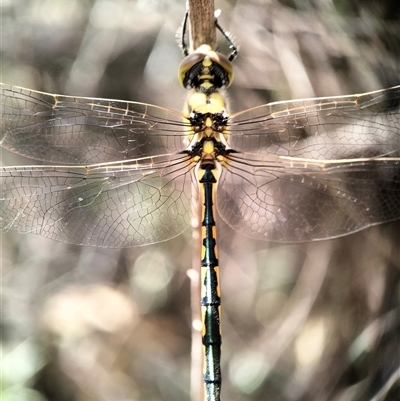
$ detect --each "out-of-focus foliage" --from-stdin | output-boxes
[1,1,399,401]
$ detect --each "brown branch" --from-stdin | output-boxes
[187,0,216,51]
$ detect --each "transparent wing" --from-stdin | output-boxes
[218,153,400,242]
[0,154,195,247]
[0,84,190,164]
[227,86,400,160]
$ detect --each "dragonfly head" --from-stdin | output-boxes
[178,44,234,91]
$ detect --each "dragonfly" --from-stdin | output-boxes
[1,15,400,401]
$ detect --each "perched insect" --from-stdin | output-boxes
[1,12,399,401]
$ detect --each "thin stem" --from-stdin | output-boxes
[187,0,216,52]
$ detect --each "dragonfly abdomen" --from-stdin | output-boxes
[199,164,222,401]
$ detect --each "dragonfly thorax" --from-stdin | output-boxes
[185,98,233,168]
[187,91,227,115]
[185,136,232,169]
[185,90,229,143]
[189,110,228,133]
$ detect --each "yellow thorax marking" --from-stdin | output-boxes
[188,92,226,114]
[203,139,215,155]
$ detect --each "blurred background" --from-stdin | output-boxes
[1,0,399,401]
